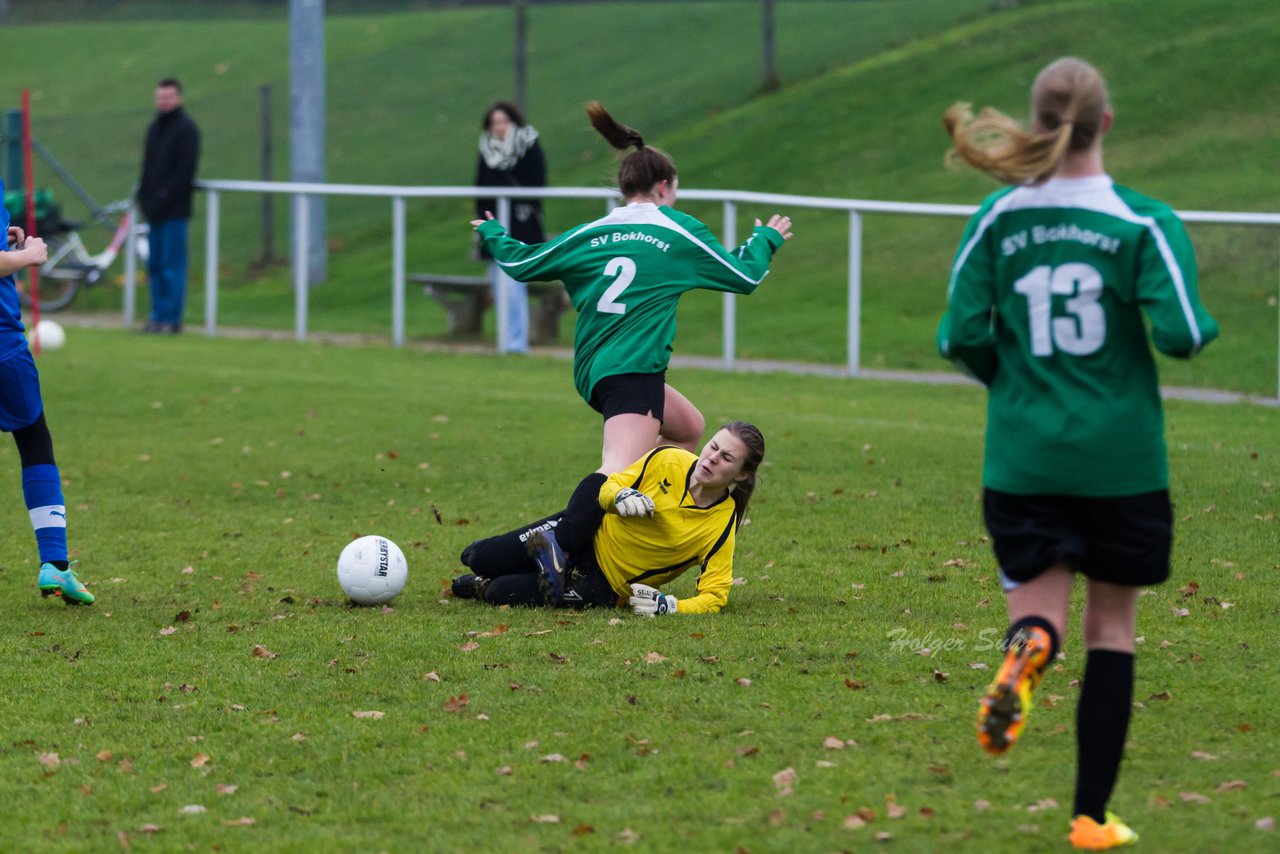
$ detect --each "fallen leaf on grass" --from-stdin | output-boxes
[496,766,513,776]
[159,627,177,636]
[615,828,640,845]
[608,618,624,626]
[1149,691,1172,702]
[933,669,949,683]
[39,753,60,769]
[150,784,167,794]
[875,831,893,841]
[424,672,441,682]
[823,737,846,750]
[216,784,237,795]
[442,694,468,713]
[547,652,568,663]
[251,645,277,659]
[736,678,752,687]
[843,815,866,829]
[1179,792,1210,804]
[772,767,797,796]
[530,814,560,824]
[222,817,256,827]
[178,805,205,815]
[190,754,210,768]
[1217,780,1247,792]
[1257,817,1275,831]
[571,823,595,836]
[352,710,385,719]
[540,753,567,764]
[458,641,479,652]
[96,750,113,762]
[844,679,867,690]
[644,652,667,664]
[138,824,161,834]
[886,802,907,819]
[974,799,992,812]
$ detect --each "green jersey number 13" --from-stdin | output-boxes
[1013,263,1105,357]
[598,257,637,315]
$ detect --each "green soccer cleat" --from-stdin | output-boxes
[38,562,95,605]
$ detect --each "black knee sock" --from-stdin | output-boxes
[554,472,607,555]
[1073,650,1134,823]
[1004,615,1061,662]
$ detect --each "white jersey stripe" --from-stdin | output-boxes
[947,177,1204,352]
[495,203,769,286]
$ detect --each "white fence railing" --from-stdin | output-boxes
[124,181,1280,394]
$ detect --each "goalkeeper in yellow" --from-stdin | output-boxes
[452,422,764,615]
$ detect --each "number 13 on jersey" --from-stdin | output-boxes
[1013,262,1106,357]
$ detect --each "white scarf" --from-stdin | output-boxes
[479,124,539,171]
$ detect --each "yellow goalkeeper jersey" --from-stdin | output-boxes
[593,446,738,614]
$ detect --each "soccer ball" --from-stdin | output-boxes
[336,535,407,605]
[28,319,66,351]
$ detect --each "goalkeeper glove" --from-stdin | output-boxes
[629,583,677,616]
[614,487,655,518]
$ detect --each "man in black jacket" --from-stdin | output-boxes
[137,78,200,334]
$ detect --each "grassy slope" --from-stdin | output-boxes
[6,0,1280,394]
[0,329,1274,851]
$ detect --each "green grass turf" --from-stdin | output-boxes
[16,0,1279,397]
[0,328,1274,850]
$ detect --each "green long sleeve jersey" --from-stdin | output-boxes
[938,175,1218,496]
[477,202,784,401]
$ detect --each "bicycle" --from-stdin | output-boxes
[5,190,147,312]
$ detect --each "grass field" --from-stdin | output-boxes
[0,328,1275,851]
[7,0,1279,395]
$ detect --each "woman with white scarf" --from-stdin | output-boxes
[475,102,547,353]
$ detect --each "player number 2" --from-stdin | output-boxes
[1013,263,1105,357]
[597,257,636,315]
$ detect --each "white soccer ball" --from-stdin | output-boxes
[336,535,407,605]
[28,319,66,351]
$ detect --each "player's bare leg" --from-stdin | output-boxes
[599,412,662,474]
[656,384,704,453]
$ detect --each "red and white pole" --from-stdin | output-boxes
[20,88,40,355]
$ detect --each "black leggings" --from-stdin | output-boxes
[12,412,56,468]
[462,513,619,609]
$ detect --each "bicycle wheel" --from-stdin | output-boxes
[18,233,85,312]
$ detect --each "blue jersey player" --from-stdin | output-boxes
[1,181,93,604]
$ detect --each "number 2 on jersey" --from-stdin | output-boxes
[597,257,636,315]
[1013,263,1106,357]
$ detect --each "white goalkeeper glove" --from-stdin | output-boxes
[614,487,655,518]
[629,583,677,616]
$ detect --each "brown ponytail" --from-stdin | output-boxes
[585,100,677,198]
[943,57,1109,185]
[721,421,765,530]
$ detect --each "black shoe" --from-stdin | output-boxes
[158,322,182,335]
[142,320,162,334]
[451,573,485,600]
[459,541,480,567]
[526,529,567,606]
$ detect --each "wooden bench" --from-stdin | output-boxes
[410,273,571,344]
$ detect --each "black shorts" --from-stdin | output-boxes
[983,488,1173,588]
[587,371,666,422]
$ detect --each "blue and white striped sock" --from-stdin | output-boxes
[22,464,67,567]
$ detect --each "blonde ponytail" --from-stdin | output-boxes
[944,57,1109,186]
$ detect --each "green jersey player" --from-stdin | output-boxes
[471,102,791,599]
[938,58,1217,850]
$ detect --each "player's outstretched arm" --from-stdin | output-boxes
[0,234,47,277]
